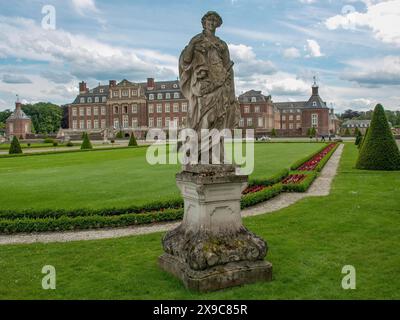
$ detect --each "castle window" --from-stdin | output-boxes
[165,103,170,113]
[251,97,257,103]
[122,90,129,97]
[173,103,179,113]
[157,117,162,128]
[296,115,301,121]
[123,115,129,128]
[289,115,293,121]
[100,89,104,93]
[166,93,171,99]
[95,97,99,103]
[132,104,138,113]
[149,94,154,100]
[149,104,154,113]
[113,118,119,129]
[282,115,286,121]
[244,106,249,114]
[149,118,154,127]
[72,108,77,116]
[174,92,180,99]
[80,97,85,104]
[165,117,170,127]
[123,106,128,114]
[114,106,119,114]
[102,96,107,102]
[94,120,99,129]
[86,107,91,116]
[101,106,106,115]
[239,118,244,127]
[289,123,294,129]
[182,103,188,112]
[312,113,318,127]
[258,117,263,127]
[157,104,162,113]
[94,107,98,116]
[161,85,166,89]
[79,108,84,116]
[87,97,92,103]
[79,120,84,129]
[255,106,260,113]
[113,91,119,97]
[132,118,138,128]
[157,93,163,100]
[101,119,106,129]
[132,90,137,96]
[173,84,178,88]
[313,101,317,107]
[247,118,253,126]
[72,120,77,129]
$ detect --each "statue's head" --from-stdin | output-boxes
[201,11,223,32]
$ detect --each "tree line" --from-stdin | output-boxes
[0,102,67,134]
[339,109,400,127]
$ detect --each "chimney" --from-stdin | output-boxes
[79,81,88,93]
[147,77,155,89]
[109,80,116,87]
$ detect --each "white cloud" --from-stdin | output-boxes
[0,16,178,81]
[299,0,317,3]
[305,39,324,57]
[2,74,32,84]
[283,47,301,59]
[325,0,400,46]
[342,55,400,86]
[228,44,276,77]
[71,0,100,16]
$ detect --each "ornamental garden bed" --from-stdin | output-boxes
[0,143,339,234]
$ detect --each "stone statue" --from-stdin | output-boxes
[159,12,272,292]
[179,11,240,162]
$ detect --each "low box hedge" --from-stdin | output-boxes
[282,172,317,192]
[290,143,330,170]
[241,183,283,209]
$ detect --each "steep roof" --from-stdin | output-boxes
[238,90,271,103]
[6,106,30,121]
[273,101,307,110]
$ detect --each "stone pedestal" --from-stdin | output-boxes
[159,164,272,292]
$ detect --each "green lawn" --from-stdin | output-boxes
[0,143,399,299]
[0,143,322,211]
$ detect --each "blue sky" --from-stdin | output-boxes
[0,0,399,112]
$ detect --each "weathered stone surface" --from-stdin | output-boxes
[162,225,267,271]
[159,253,272,292]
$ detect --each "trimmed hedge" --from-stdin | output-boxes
[356,104,400,170]
[0,197,184,220]
[282,172,317,192]
[248,168,289,187]
[0,208,184,234]
[81,132,93,150]
[128,132,138,147]
[241,183,283,209]
[0,145,147,159]
[290,143,329,170]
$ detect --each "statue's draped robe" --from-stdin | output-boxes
[179,32,240,140]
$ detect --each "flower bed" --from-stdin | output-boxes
[282,174,307,185]
[297,143,337,171]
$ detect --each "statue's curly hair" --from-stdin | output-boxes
[201,11,223,28]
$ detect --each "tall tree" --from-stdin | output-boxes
[22,103,62,134]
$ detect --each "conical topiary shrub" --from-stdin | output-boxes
[81,132,93,150]
[9,136,23,154]
[356,104,400,170]
[355,130,363,146]
[128,132,138,147]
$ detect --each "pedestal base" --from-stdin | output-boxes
[159,253,272,292]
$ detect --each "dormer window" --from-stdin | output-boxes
[312,101,317,107]
[173,84,178,88]
[157,93,163,100]
[100,89,104,93]
[174,92,180,99]
[102,96,106,102]
[166,93,171,99]
[161,85,166,89]
[251,97,257,103]
[87,97,92,103]
[95,97,99,103]
[80,97,85,103]
[149,94,154,100]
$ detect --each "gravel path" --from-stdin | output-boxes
[0,144,344,245]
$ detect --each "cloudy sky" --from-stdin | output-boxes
[0,0,399,112]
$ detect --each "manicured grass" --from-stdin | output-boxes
[0,143,322,211]
[0,144,399,299]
